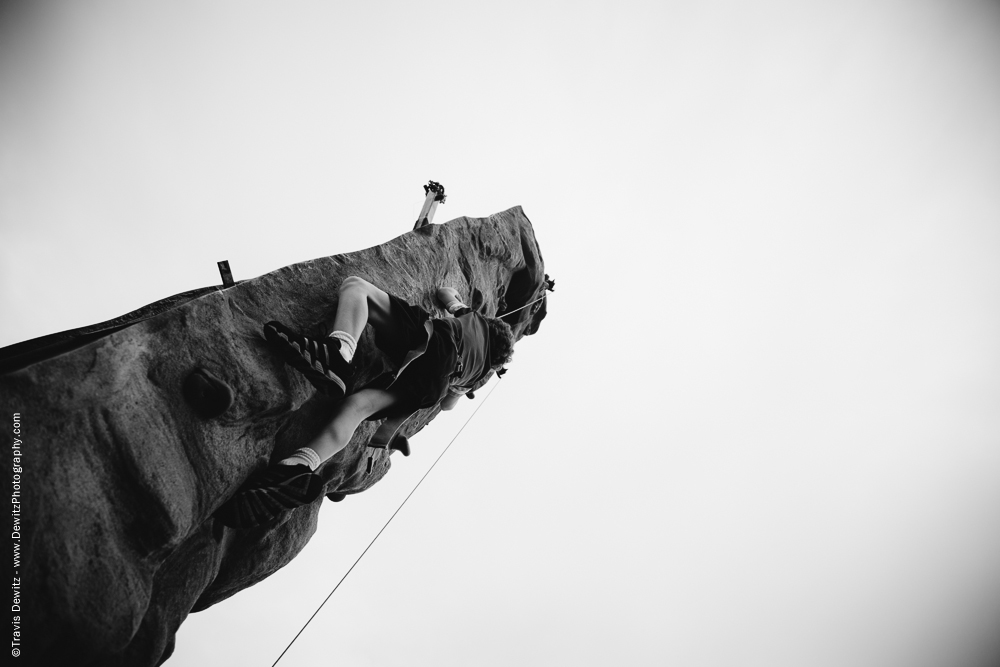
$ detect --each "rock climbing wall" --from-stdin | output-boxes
[0,207,547,667]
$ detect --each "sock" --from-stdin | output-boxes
[329,330,357,363]
[278,447,322,471]
[447,301,468,314]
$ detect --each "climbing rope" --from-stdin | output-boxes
[498,294,548,319]
[270,377,504,667]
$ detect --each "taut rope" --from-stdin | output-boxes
[498,294,547,319]
[270,377,504,667]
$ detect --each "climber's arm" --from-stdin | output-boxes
[436,287,468,316]
[440,385,470,411]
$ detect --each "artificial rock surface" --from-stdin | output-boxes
[1,208,547,667]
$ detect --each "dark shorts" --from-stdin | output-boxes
[372,295,455,411]
[373,294,432,367]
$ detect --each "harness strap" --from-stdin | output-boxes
[386,319,435,388]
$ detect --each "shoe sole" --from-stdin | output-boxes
[264,322,347,399]
[216,465,325,529]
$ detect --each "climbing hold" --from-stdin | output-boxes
[326,492,347,503]
[470,288,485,312]
[182,368,234,419]
[390,435,411,457]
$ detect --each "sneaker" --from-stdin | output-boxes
[263,320,354,398]
[215,463,324,529]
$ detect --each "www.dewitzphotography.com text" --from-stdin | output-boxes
[11,413,22,658]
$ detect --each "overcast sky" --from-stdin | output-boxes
[2,1,1000,666]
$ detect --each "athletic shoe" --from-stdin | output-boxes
[263,320,354,398]
[215,464,324,529]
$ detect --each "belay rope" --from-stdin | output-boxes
[270,287,552,666]
[498,293,548,320]
[270,378,503,667]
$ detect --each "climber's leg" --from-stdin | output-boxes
[304,388,400,463]
[265,276,434,401]
[329,276,387,342]
[214,388,401,529]
[330,276,410,356]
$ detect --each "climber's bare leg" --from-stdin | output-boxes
[308,387,400,463]
[265,276,409,400]
[329,276,409,353]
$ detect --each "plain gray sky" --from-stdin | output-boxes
[2,1,1000,666]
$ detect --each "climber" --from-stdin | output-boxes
[215,276,515,529]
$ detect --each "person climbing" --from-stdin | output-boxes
[215,276,516,529]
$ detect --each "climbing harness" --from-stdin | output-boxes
[269,377,504,667]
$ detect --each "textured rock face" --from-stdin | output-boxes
[1,208,547,667]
